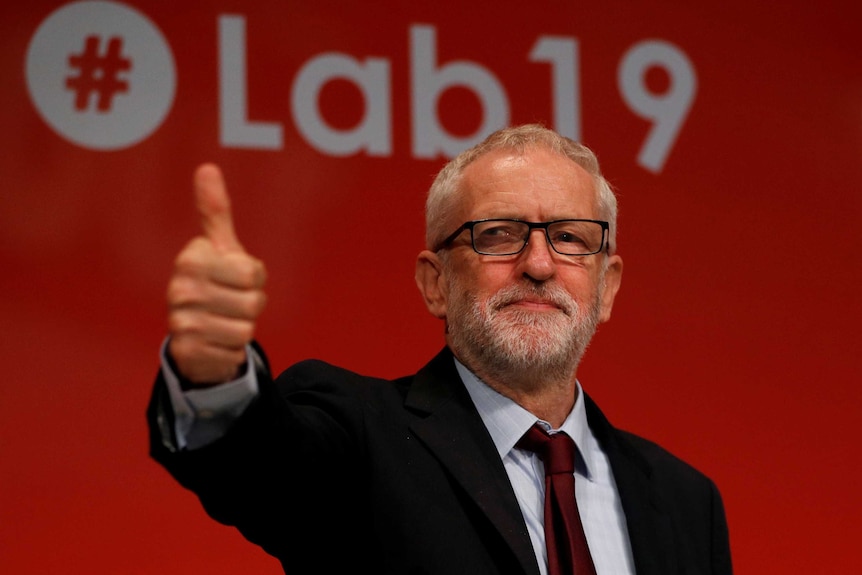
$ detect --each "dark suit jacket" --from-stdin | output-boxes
[149,347,732,574]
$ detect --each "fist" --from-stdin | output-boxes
[167,164,267,384]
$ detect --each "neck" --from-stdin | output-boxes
[457,353,580,429]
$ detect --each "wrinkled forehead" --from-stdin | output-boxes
[453,147,600,221]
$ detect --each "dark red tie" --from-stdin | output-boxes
[518,424,597,575]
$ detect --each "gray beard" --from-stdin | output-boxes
[445,277,602,386]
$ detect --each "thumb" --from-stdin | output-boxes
[194,163,242,251]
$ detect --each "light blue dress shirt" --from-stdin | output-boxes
[454,360,635,575]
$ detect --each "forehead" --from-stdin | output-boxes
[456,146,598,221]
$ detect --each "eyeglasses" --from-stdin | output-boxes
[436,219,609,256]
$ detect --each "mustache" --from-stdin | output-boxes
[487,283,577,316]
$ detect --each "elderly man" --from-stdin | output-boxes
[149,124,732,575]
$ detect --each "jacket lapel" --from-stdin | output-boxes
[585,396,678,575]
[401,350,680,575]
[405,349,541,575]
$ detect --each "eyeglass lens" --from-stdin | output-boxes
[472,220,605,255]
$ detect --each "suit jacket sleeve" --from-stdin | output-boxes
[148,347,376,569]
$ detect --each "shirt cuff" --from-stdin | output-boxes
[159,338,260,450]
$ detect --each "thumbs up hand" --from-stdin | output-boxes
[167,164,267,385]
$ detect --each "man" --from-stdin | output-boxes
[149,124,732,574]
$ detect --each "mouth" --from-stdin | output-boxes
[496,294,572,317]
[489,284,575,317]
[504,298,562,312]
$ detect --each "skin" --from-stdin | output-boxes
[414,146,623,427]
[168,147,622,429]
[167,164,267,384]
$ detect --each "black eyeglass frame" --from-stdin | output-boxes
[435,218,610,256]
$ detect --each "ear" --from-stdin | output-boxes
[415,250,449,319]
[598,254,623,324]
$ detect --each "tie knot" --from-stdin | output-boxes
[517,424,576,475]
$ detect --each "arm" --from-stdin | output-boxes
[152,164,268,450]
[147,166,368,565]
[147,344,368,564]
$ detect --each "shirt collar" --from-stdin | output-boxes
[454,357,596,480]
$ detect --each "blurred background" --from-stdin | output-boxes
[2,1,860,572]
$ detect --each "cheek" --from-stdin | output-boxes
[473,271,520,305]
[558,266,599,298]
[451,256,512,295]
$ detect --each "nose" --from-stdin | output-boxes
[517,228,556,281]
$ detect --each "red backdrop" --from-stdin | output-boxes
[2,1,860,573]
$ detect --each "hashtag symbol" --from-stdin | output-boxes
[65,35,132,113]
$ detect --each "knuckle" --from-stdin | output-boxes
[236,321,255,343]
[229,254,266,288]
[237,260,260,288]
[168,311,199,336]
[166,275,199,306]
[173,237,210,272]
